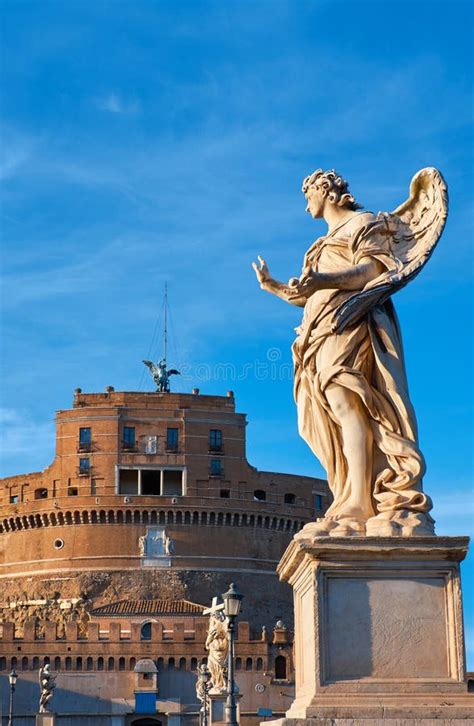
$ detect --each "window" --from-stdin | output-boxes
[79,458,90,475]
[34,488,48,500]
[253,489,266,501]
[166,428,179,451]
[141,470,160,496]
[119,469,139,495]
[78,427,91,451]
[315,494,323,510]
[10,495,19,504]
[284,493,296,505]
[67,487,78,496]
[220,489,230,498]
[210,459,222,477]
[209,429,223,452]
[162,469,183,496]
[140,622,152,640]
[275,655,287,679]
[118,467,184,496]
[122,426,136,450]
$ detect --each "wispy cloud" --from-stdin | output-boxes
[0,408,55,476]
[95,92,140,115]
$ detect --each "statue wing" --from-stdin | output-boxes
[167,369,180,376]
[333,167,448,332]
[143,360,154,370]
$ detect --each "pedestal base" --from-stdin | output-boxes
[209,691,241,725]
[272,534,472,724]
[36,713,56,726]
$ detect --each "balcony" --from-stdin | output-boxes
[121,441,137,453]
[77,466,93,477]
[208,445,223,455]
[165,443,179,454]
[77,442,92,453]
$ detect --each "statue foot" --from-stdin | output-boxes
[295,517,339,538]
[329,518,366,537]
[366,510,435,537]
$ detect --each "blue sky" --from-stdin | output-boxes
[1,0,473,665]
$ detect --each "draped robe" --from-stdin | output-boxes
[292,212,432,520]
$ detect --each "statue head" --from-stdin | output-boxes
[302,169,363,217]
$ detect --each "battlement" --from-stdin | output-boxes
[0,618,263,643]
[70,389,236,412]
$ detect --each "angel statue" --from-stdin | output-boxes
[205,612,229,692]
[143,358,180,392]
[253,167,447,537]
[39,663,57,713]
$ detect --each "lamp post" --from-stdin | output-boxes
[8,669,18,726]
[222,583,243,726]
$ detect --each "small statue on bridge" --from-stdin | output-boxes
[39,663,56,713]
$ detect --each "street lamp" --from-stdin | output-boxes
[222,583,243,726]
[197,664,211,726]
[8,669,18,726]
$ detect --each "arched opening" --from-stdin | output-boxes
[76,657,83,671]
[140,622,152,640]
[34,488,48,500]
[284,492,296,505]
[108,510,115,524]
[129,657,136,670]
[179,657,186,670]
[275,655,287,679]
[86,657,93,671]
[125,510,132,524]
[97,657,104,671]
[253,489,266,501]
[245,657,252,671]
[65,657,72,671]
[32,657,39,670]
[116,510,124,523]
[119,657,125,671]
[54,657,61,670]
[21,656,28,671]
[99,510,106,524]
[108,657,115,671]
[235,657,242,671]
[256,657,263,671]
[156,657,164,671]
[191,657,198,671]
[168,657,175,669]
[142,510,149,525]
[134,511,141,524]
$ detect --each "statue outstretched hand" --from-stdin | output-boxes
[252,255,271,286]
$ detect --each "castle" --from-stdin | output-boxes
[0,386,329,725]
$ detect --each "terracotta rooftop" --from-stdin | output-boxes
[91,598,206,617]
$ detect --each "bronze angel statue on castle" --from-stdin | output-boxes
[253,167,448,537]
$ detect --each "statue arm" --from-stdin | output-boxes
[300,257,385,294]
[252,256,307,307]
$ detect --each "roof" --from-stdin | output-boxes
[90,598,206,617]
[134,658,158,673]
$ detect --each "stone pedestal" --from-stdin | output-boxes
[36,713,56,726]
[209,691,242,725]
[268,533,472,724]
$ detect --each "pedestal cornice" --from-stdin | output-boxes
[277,534,470,585]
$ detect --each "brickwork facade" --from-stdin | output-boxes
[0,389,329,725]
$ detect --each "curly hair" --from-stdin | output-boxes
[302,168,363,210]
